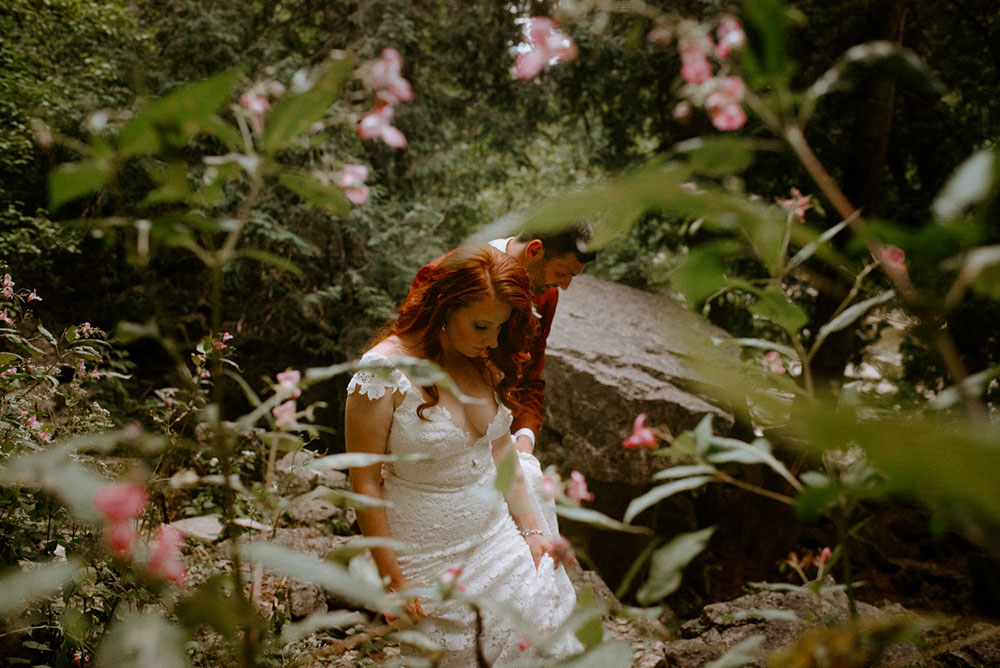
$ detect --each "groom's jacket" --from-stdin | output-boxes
[409,259,557,442]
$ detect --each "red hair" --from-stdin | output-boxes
[379,245,537,418]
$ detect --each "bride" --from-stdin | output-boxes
[345,244,581,665]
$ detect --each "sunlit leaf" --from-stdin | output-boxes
[785,217,852,273]
[546,639,633,667]
[281,611,367,643]
[49,160,107,212]
[556,504,652,534]
[308,452,429,471]
[143,68,243,145]
[932,149,997,223]
[653,464,717,481]
[814,290,894,346]
[0,560,81,617]
[803,41,945,122]
[241,542,395,613]
[670,242,736,307]
[325,537,410,563]
[706,436,801,490]
[93,612,187,668]
[623,476,714,524]
[263,55,354,154]
[636,526,716,604]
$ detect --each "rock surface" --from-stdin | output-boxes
[541,274,736,486]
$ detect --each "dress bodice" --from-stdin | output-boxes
[347,351,513,489]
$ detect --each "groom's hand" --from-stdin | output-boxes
[514,434,534,454]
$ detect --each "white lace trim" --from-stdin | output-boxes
[346,351,412,399]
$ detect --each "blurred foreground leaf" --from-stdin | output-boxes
[0,560,81,617]
[637,526,716,605]
[94,611,187,668]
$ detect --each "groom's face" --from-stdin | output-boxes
[527,251,586,296]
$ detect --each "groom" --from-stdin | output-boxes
[411,223,595,454]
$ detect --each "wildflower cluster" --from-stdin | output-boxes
[92,482,187,585]
[358,47,414,149]
[514,16,578,80]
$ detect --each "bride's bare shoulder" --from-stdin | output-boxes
[367,336,416,361]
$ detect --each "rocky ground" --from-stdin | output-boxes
[164,447,1000,667]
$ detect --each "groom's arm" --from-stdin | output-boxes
[511,289,558,452]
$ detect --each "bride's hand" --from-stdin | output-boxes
[524,533,557,570]
[386,578,427,621]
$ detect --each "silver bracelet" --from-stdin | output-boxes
[520,528,544,537]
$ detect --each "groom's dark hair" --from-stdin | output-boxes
[518,222,596,263]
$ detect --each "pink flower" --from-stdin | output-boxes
[25,415,42,430]
[0,309,12,325]
[2,274,14,301]
[514,17,578,80]
[780,187,812,222]
[818,546,832,565]
[358,100,408,149]
[93,483,148,523]
[623,413,657,449]
[27,289,42,302]
[371,48,413,104]
[880,245,907,273]
[336,164,371,205]
[239,94,270,133]
[221,332,233,343]
[106,520,134,556]
[566,470,594,502]
[148,525,187,585]
[678,39,713,84]
[35,428,53,443]
[715,16,746,59]
[704,76,747,131]
[272,399,296,428]
[1,367,16,376]
[440,563,463,584]
[764,351,786,374]
[709,102,747,131]
[276,369,302,398]
[518,638,532,651]
[200,368,211,379]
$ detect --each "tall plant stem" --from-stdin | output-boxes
[783,124,980,416]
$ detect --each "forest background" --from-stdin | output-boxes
[1,0,999,666]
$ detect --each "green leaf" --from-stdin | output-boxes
[93,611,188,668]
[556,504,652,534]
[653,464,717,481]
[325,537,410,563]
[815,290,895,344]
[308,452,428,471]
[570,585,605,649]
[741,0,795,87]
[235,248,305,278]
[0,449,109,521]
[143,69,243,145]
[263,55,354,154]
[0,352,22,366]
[278,170,352,216]
[683,137,755,177]
[240,542,395,613]
[623,477,714,524]
[636,526,716,604]
[670,243,732,307]
[49,161,107,212]
[281,611,366,643]
[712,337,799,361]
[495,449,516,494]
[142,162,192,206]
[119,115,161,159]
[785,218,852,273]
[706,436,801,490]
[749,284,808,337]
[0,560,81,617]
[175,576,264,641]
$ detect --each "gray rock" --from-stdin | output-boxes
[290,581,328,618]
[276,449,319,494]
[166,515,224,544]
[288,486,342,524]
[542,275,735,486]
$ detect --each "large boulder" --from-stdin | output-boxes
[541,274,736,486]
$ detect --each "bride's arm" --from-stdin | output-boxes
[345,389,425,617]
[491,433,555,570]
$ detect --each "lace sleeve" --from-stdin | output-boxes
[346,351,412,400]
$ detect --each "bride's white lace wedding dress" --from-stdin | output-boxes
[348,351,581,666]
